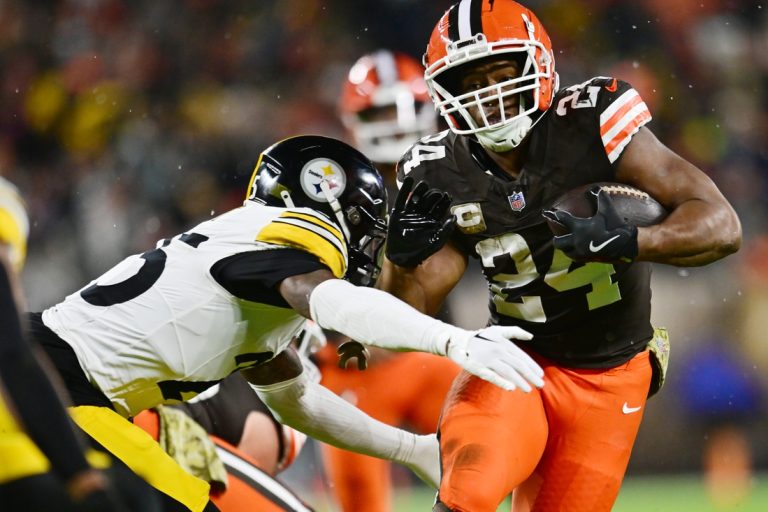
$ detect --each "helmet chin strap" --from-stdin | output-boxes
[476,114,533,152]
[319,179,352,241]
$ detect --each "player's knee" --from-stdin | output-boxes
[436,492,499,512]
[440,444,507,512]
[440,490,503,512]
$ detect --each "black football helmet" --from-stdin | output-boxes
[246,135,388,286]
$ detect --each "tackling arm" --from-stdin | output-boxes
[279,266,543,392]
[617,127,742,266]
[242,349,440,488]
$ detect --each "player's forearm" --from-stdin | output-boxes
[637,200,741,266]
[309,278,455,355]
[377,259,430,312]
[251,372,419,464]
[380,244,467,316]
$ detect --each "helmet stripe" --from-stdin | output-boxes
[448,2,461,42]
[453,0,484,40]
[457,0,473,39]
[469,0,484,37]
[373,50,397,86]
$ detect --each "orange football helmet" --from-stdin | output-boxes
[339,50,437,164]
[423,0,559,150]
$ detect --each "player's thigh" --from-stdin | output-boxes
[514,351,652,512]
[438,371,548,512]
[319,363,400,424]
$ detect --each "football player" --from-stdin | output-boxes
[339,49,438,185]
[0,177,138,511]
[133,371,315,512]
[27,135,544,511]
[378,1,742,511]
[314,50,461,512]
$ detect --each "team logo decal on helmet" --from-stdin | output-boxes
[300,158,347,202]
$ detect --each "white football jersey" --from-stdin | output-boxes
[43,203,348,417]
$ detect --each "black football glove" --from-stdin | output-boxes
[386,176,456,268]
[542,186,638,263]
[337,340,370,371]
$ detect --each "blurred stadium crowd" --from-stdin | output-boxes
[0,0,766,484]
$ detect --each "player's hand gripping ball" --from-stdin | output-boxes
[542,183,667,263]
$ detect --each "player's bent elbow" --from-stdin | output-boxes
[693,231,741,266]
[699,206,742,263]
[717,232,742,259]
[718,213,743,257]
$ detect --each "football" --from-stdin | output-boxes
[545,182,668,236]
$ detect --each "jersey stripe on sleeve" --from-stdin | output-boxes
[256,210,347,278]
[599,88,652,164]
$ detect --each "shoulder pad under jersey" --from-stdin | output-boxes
[255,207,348,278]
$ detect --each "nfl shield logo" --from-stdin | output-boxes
[508,191,526,211]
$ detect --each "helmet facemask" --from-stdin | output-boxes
[424,12,558,152]
[341,203,387,288]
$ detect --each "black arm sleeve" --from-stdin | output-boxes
[0,265,91,481]
[211,248,328,307]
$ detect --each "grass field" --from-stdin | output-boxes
[306,474,768,511]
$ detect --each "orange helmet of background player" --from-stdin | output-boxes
[423,0,559,150]
[339,50,437,164]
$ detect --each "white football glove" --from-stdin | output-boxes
[446,325,544,392]
[398,433,441,489]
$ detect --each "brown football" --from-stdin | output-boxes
[545,182,668,236]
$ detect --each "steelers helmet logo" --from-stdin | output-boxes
[300,158,347,202]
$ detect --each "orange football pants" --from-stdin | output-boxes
[319,351,460,512]
[438,350,652,512]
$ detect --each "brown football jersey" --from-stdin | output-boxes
[396,77,655,368]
